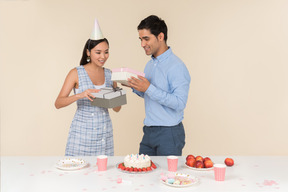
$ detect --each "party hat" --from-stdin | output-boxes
[90,19,104,40]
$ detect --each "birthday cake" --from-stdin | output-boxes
[117,154,157,172]
[124,154,151,168]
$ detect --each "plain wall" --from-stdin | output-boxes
[1,0,288,156]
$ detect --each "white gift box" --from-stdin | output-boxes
[111,68,145,86]
[91,87,127,108]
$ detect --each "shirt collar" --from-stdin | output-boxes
[151,47,172,62]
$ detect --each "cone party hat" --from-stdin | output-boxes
[90,19,104,40]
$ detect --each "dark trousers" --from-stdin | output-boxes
[139,122,185,156]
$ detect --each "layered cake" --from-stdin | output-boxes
[124,154,151,168]
[117,154,157,172]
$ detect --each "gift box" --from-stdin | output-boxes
[111,68,145,86]
[91,87,127,108]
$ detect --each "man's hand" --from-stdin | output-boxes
[121,83,131,88]
[128,76,150,92]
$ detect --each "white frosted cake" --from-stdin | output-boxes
[124,154,151,168]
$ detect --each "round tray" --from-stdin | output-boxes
[161,173,199,187]
[55,158,88,171]
[116,162,159,174]
[185,163,213,171]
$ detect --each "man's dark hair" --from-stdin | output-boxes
[137,15,168,42]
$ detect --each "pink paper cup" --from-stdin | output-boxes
[97,155,108,171]
[214,164,226,181]
[167,156,178,172]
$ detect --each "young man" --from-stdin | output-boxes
[128,15,191,156]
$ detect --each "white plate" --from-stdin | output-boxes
[116,162,159,174]
[55,158,87,171]
[161,173,199,187]
[185,163,213,171]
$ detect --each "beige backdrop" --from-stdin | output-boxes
[1,0,288,156]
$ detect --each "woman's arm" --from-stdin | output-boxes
[54,68,99,109]
[112,81,121,112]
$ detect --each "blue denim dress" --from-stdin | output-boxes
[65,66,114,156]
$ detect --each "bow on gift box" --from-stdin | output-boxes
[100,87,124,99]
[113,87,122,92]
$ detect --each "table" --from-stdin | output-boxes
[1,156,288,192]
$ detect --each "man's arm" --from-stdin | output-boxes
[132,88,145,98]
[129,66,191,111]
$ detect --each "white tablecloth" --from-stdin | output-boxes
[1,156,288,192]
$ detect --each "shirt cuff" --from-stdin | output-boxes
[132,87,138,94]
[145,84,156,97]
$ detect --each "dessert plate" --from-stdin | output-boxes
[116,162,159,174]
[161,173,199,187]
[55,158,87,171]
[185,163,213,171]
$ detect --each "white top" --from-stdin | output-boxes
[94,83,105,89]
[75,83,105,94]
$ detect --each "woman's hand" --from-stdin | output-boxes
[78,89,100,101]
[112,81,122,112]
[113,106,121,112]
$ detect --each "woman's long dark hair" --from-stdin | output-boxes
[80,38,109,65]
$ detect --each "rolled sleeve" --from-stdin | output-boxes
[145,66,190,111]
[132,88,144,98]
[145,83,156,97]
[133,47,191,126]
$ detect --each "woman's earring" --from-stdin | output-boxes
[87,56,91,62]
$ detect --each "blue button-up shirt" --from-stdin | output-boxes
[133,47,191,126]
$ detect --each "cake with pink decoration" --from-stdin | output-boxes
[124,154,151,169]
[117,154,157,172]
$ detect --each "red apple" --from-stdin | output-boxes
[225,158,234,166]
[204,160,213,168]
[186,158,196,167]
[195,160,204,168]
[186,154,195,161]
[195,156,204,162]
[203,157,211,162]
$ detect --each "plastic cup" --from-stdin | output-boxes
[167,156,178,172]
[214,164,226,181]
[97,155,108,171]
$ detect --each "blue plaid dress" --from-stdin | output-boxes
[65,66,114,156]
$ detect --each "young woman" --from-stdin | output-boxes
[55,38,121,156]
